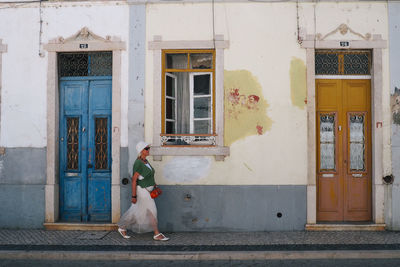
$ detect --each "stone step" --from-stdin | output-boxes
[305,223,386,231]
[44,223,118,231]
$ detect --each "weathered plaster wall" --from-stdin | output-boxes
[146,2,389,187]
[128,3,146,169]
[389,1,400,230]
[224,70,272,146]
[0,1,130,228]
[0,7,47,147]
[146,2,307,186]
[122,3,147,214]
[0,1,129,148]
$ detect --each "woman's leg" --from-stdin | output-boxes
[146,209,159,235]
[147,209,169,240]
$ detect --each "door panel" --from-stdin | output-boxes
[317,81,341,110]
[318,178,340,212]
[60,81,88,221]
[60,79,111,222]
[64,177,81,210]
[317,109,343,221]
[343,83,371,221]
[316,79,371,222]
[87,80,112,222]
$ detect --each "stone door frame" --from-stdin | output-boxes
[301,25,387,225]
[43,27,125,224]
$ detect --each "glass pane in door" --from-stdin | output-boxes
[95,117,108,170]
[67,117,79,170]
[349,114,365,171]
[315,53,339,75]
[343,53,370,75]
[89,52,112,76]
[320,114,336,171]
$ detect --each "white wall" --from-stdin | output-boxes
[0,1,129,147]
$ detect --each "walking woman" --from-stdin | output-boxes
[117,141,169,241]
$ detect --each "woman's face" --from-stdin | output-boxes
[142,146,150,158]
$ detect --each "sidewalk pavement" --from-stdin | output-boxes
[2,229,400,261]
[1,229,400,251]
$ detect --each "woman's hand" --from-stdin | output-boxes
[131,197,137,204]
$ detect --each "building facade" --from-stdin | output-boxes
[0,0,397,231]
[388,1,400,230]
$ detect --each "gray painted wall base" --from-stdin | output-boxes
[0,185,44,228]
[0,148,46,185]
[0,147,131,229]
[120,147,132,213]
[392,184,400,230]
[390,125,400,230]
[154,185,306,231]
[0,148,46,228]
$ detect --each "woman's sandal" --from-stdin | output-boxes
[118,228,131,239]
[153,233,169,241]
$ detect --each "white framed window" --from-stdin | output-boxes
[165,72,178,134]
[161,50,215,146]
[149,36,230,160]
[190,72,213,134]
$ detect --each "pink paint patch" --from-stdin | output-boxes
[229,88,241,105]
[248,95,260,103]
[256,125,263,135]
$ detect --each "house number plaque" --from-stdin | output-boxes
[340,41,349,47]
[79,44,88,49]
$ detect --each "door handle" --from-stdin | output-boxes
[88,163,93,168]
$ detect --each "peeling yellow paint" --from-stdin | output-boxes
[290,57,307,109]
[224,70,272,146]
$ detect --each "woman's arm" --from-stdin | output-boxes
[131,172,140,204]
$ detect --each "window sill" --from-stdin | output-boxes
[150,146,230,161]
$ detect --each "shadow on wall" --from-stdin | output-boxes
[224,70,273,146]
[392,87,400,125]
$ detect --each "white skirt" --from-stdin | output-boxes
[118,185,157,233]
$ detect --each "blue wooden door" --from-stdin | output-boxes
[59,78,112,222]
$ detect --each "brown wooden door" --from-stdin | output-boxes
[316,79,372,222]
